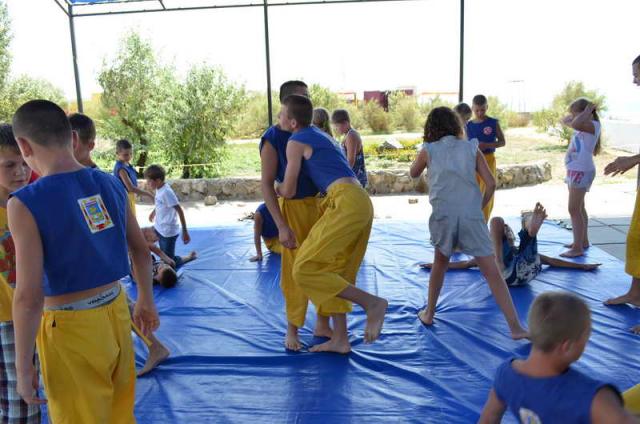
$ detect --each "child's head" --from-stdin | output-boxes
[569,98,601,155]
[143,164,166,190]
[153,263,178,288]
[331,109,351,135]
[633,54,640,86]
[529,292,591,363]
[423,107,464,143]
[279,95,313,133]
[69,113,96,165]
[453,102,472,123]
[471,95,489,120]
[279,80,309,104]
[12,100,73,173]
[313,108,333,137]
[116,139,133,163]
[0,124,30,193]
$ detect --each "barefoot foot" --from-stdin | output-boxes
[632,325,640,334]
[364,298,388,343]
[510,327,529,341]
[418,308,434,326]
[137,343,170,377]
[182,251,197,265]
[314,316,333,338]
[285,325,302,351]
[309,338,351,354]
[605,293,640,307]
[560,248,584,258]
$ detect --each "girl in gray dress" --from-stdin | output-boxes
[409,107,527,340]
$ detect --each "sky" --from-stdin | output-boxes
[5,0,640,119]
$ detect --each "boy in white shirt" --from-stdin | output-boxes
[144,165,195,267]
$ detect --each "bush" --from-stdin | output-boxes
[362,100,390,134]
[506,112,531,128]
[309,84,344,112]
[344,103,366,133]
[419,95,455,119]
[388,92,421,132]
[233,92,269,139]
[0,75,66,121]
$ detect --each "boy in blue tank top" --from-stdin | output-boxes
[114,138,154,216]
[480,292,635,423]
[250,203,282,262]
[9,100,159,423]
[279,94,388,354]
[260,80,334,351]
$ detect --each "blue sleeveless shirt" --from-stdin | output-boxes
[466,117,498,154]
[341,129,368,188]
[12,168,131,296]
[291,126,356,193]
[256,203,278,239]
[113,160,138,190]
[260,126,318,199]
[494,358,622,423]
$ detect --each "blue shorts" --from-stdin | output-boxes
[502,229,542,286]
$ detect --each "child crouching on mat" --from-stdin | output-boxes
[420,203,601,283]
[250,203,282,262]
[409,107,527,339]
[279,95,388,353]
[479,292,636,423]
[141,226,196,272]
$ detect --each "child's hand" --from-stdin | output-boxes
[167,258,176,268]
[16,365,46,405]
[182,230,191,245]
[133,299,160,337]
[279,225,297,250]
[250,254,263,262]
[560,115,573,126]
[274,183,282,198]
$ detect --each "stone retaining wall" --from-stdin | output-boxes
[137,161,551,202]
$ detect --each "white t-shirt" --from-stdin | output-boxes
[565,120,600,172]
[154,183,180,237]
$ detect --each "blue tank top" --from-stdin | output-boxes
[256,203,278,239]
[260,126,318,199]
[494,358,621,423]
[466,117,498,154]
[291,126,356,193]
[341,129,368,188]
[12,168,131,296]
[113,160,138,191]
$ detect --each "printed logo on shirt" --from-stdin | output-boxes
[483,126,493,136]
[519,408,541,424]
[78,194,114,234]
[0,230,16,288]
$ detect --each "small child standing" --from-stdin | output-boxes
[250,203,281,262]
[332,109,368,188]
[410,107,527,339]
[69,113,98,169]
[466,95,506,222]
[313,107,334,138]
[144,165,195,268]
[0,124,40,423]
[479,292,635,423]
[453,102,472,123]
[561,98,601,258]
[114,139,154,215]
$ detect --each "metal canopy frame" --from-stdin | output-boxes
[53,0,465,124]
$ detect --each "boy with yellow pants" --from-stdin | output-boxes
[10,100,159,423]
[279,94,388,354]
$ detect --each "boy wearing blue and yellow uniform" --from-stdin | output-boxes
[9,100,159,423]
[250,203,282,261]
[260,81,333,351]
[279,94,388,354]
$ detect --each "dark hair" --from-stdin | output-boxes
[454,102,472,117]
[569,98,602,155]
[331,109,350,124]
[68,113,96,145]
[633,55,640,66]
[157,267,178,288]
[144,164,166,181]
[472,94,488,106]
[529,292,590,353]
[0,124,19,152]
[12,100,71,147]
[423,107,464,143]
[283,95,313,127]
[313,108,333,137]
[279,80,308,103]
[116,139,132,152]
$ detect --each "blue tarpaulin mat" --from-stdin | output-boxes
[120,220,640,423]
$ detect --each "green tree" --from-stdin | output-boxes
[233,91,269,139]
[98,31,171,173]
[487,96,511,130]
[362,100,390,134]
[0,75,66,121]
[533,81,607,143]
[163,65,245,178]
[388,92,421,132]
[419,95,454,119]
[309,84,344,112]
[0,1,11,93]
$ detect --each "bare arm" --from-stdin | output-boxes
[604,154,640,176]
[118,169,154,200]
[148,243,175,267]
[592,386,638,424]
[566,103,596,134]
[280,140,306,199]
[478,389,507,424]
[539,254,600,270]
[410,148,428,179]
[8,197,47,405]
[344,131,359,168]
[252,212,264,260]
[173,205,190,244]
[478,122,506,151]
[476,150,496,208]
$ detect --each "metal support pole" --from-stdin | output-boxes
[68,5,84,112]
[263,0,273,126]
[458,0,464,103]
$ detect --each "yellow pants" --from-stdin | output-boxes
[37,290,136,424]
[624,383,640,414]
[264,237,282,255]
[128,192,137,217]
[627,190,640,278]
[293,184,373,314]
[476,152,497,222]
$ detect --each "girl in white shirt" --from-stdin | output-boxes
[561,98,601,258]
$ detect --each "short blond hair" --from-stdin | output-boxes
[529,292,591,352]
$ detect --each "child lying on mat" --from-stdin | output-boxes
[142,226,196,273]
[420,203,600,284]
[479,292,636,423]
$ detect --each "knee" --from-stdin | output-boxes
[568,202,581,215]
